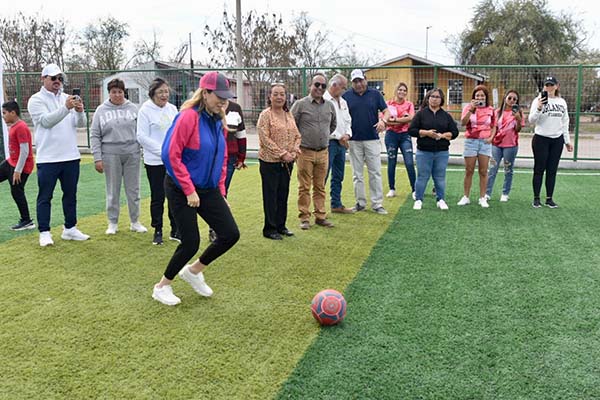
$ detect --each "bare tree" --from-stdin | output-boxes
[78,16,129,71]
[169,41,189,64]
[129,29,162,67]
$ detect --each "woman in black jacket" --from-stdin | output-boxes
[407,88,459,210]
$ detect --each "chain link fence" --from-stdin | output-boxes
[3,64,600,161]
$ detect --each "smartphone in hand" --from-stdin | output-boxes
[541,90,548,103]
[72,88,81,101]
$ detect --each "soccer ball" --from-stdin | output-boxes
[311,289,347,326]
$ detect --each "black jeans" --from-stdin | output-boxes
[163,175,240,280]
[0,160,31,221]
[145,164,177,233]
[532,134,564,199]
[259,160,293,236]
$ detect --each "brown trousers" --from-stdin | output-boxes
[297,148,328,221]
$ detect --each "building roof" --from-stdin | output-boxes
[366,53,484,81]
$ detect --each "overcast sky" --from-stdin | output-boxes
[6,0,600,66]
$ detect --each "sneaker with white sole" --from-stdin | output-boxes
[39,231,54,247]
[500,194,509,202]
[484,194,491,201]
[152,284,181,306]
[413,200,423,210]
[478,197,489,208]
[105,223,118,235]
[179,265,213,297]
[61,226,90,241]
[11,219,35,231]
[457,196,471,206]
[436,199,449,210]
[386,189,396,198]
[373,206,388,215]
[130,221,148,233]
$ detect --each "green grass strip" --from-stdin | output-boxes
[276,170,600,399]
[0,160,403,399]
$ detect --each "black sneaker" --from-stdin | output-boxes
[352,203,366,212]
[545,198,558,208]
[153,230,163,245]
[532,198,542,208]
[208,228,217,243]
[11,219,35,231]
[169,231,182,243]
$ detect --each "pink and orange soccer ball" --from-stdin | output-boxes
[311,289,347,326]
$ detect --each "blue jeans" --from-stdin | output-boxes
[36,159,80,232]
[326,140,346,208]
[415,150,449,201]
[385,131,416,192]
[224,154,238,196]
[486,145,518,197]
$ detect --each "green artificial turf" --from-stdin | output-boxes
[277,169,600,400]
[0,157,401,399]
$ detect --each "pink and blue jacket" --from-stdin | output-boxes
[162,108,228,196]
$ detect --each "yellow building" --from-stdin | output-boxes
[364,53,484,113]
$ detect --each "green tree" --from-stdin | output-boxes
[78,16,129,70]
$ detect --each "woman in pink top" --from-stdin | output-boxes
[384,82,415,199]
[485,90,523,202]
[458,85,496,208]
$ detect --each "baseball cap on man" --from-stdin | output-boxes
[199,72,234,99]
[544,76,558,85]
[41,63,62,77]
[350,69,365,82]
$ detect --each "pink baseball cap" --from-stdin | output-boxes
[199,72,234,99]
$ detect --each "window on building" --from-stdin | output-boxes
[125,88,140,104]
[368,80,385,96]
[448,79,463,105]
[418,83,434,107]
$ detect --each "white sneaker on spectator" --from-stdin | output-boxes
[39,231,54,247]
[61,226,90,241]
[130,221,148,233]
[412,192,416,201]
[457,196,471,206]
[413,200,422,210]
[152,284,181,306]
[478,197,490,208]
[436,199,449,210]
[179,265,213,297]
[484,194,491,201]
[386,190,396,198]
[105,223,118,235]
[500,194,509,202]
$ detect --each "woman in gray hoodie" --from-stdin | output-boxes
[91,78,147,235]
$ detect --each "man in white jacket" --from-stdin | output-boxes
[28,63,90,246]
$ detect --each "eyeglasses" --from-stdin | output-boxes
[47,75,64,82]
[313,82,327,89]
[429,95,441,99]
[507,96,518,101]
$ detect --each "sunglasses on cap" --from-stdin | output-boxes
[313,82,327,89]
[46,75,64,82]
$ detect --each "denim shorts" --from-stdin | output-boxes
[463,138,492,157]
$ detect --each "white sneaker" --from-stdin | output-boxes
[152,284,181,306]
[457,196,471,206]
[105,223,118,235]
[413,200,422,210]
[39,231,54,247]
[436,199,449,210]
[478,197,490,208]
[179,265,213,297]
[500,194,509,202]
[386,189,396,198]
[130,221,148,233]
[412,192,416,201]
[61,226,90,241]
[484,194,491,201]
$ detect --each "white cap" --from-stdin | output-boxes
[41,63,62,77]
[350,69,365,81]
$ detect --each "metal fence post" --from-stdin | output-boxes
[15,71,22,107]
[302,68,307,97]
[573,65,583,162]
[84,71,91,148]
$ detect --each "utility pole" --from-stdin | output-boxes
[189,32,193,69]
[235,0,244,108]
[425,26,432,60]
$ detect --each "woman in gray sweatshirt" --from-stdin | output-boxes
[91,78,147,234]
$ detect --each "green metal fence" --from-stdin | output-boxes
[4,64,600,161]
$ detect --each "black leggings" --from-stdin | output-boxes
[163,175,240,280]
[145,164,177,232]
[0,160,31,221]
[532,134,564,199]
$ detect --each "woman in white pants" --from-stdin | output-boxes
[91,78,147,235]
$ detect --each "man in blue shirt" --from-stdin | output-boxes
[342,69,390,214]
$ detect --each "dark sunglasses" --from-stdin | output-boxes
[507,96,518,101]
[47,75,64,82]
[313,82,327,89]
